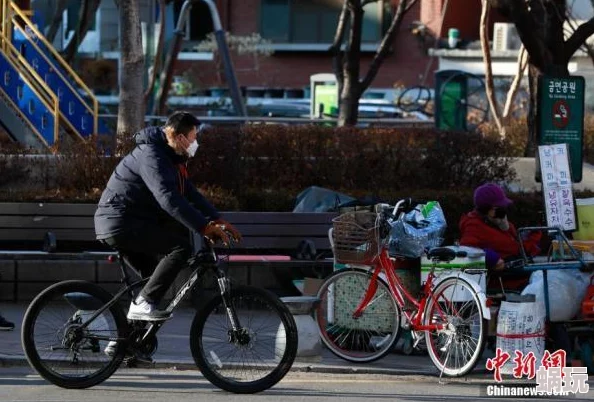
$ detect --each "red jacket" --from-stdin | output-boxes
[459,211,542,290]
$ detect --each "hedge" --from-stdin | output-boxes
[2,123,592,243]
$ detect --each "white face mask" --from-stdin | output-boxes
[186,140,199,157]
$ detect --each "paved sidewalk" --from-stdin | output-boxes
[0,302,494,378]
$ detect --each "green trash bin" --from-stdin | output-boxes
[435,69,468,131]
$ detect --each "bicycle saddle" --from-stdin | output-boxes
[427,247,467,262]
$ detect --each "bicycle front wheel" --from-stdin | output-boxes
[190,286,297,394]
[423,277,487,377]
[21,280,129,389]
[315,268,401,363]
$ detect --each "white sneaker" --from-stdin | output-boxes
[104,340,118,357]
[126,296,171,321]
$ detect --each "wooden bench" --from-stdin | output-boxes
[0,202,336,301]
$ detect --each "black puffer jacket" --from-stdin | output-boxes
[94,126,219,239]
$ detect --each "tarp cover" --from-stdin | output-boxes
[292,186,357,212]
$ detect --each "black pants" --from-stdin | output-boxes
[103,227,193,304]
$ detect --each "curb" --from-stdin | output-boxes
[0,354,439,377]
[2,355,511,383]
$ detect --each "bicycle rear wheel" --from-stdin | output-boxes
[21,280,128,389]
[190,286,297,394]
[423,277,487,376]
[315,268,401,363]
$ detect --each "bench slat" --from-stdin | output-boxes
[0,204,337,252]
[0,229,332,249]
[0,220,333,237]
[0,228,99,241]
[0,216,95,229]
[234,224,331,237]
[220,212,337,225]
[0,203,97,216]
[218,237,331,250]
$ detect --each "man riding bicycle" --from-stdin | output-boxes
[94,111,241,322]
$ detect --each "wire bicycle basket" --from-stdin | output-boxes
[331,211,383,264]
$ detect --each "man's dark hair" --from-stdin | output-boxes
[165,111,201,136]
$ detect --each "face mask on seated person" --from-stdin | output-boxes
[489,208,509,231]
[186,140,199,157]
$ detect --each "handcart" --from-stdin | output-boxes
[494,225,594,371]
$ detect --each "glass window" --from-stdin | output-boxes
[361,1,381,42]
[260,0,290,42]
[260,0,386,44]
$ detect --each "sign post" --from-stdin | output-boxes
[537,76,585,182]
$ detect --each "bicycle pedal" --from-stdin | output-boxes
[124,352,153,366]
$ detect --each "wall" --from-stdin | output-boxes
[175,0,432,89]
[420,0,506,42]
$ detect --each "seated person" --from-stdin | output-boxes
[459,183,542,292]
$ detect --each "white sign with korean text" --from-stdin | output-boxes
[538,144,577,231]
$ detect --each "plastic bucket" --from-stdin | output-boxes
[574,198,594,240]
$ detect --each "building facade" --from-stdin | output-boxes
[25,0,592,105]
[29,0,434,98]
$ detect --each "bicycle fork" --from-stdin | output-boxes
[215,268,244,340]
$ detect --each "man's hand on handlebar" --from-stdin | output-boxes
[213,218,242,243]
[203,222,231,246]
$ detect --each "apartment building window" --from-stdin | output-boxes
[260,0,388,46]
[173,0,213,41]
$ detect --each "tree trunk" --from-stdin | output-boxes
[492,1,594,155]
[116,0,145,137]
[338,80,361,126]
[334,0,417,126]
[45,0,69,43]
[526,62,570,157]
[338,1,364,126]
[526,64,540,157]
[63,0,102,63]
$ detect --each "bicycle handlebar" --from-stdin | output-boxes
[385,198,427,221]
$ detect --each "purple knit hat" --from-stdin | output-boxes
[473,183,513,210]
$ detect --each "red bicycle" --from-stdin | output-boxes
[315,200,491,377]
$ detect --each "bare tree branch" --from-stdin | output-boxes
[63,0,102,62]
[144,0,167,103]
[360,0,417,91]
[45,0,69,43]
[564,17,594,61]
[330,1,349,88]
[503,46,528,119]
[480,0,504,136]
[404,0,419,13]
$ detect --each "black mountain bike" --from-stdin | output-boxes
[21,236,298,394]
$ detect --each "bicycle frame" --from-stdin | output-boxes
[77,245,237,345]
[352,249,446,333]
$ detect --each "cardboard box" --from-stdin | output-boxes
[303,277,324,296]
